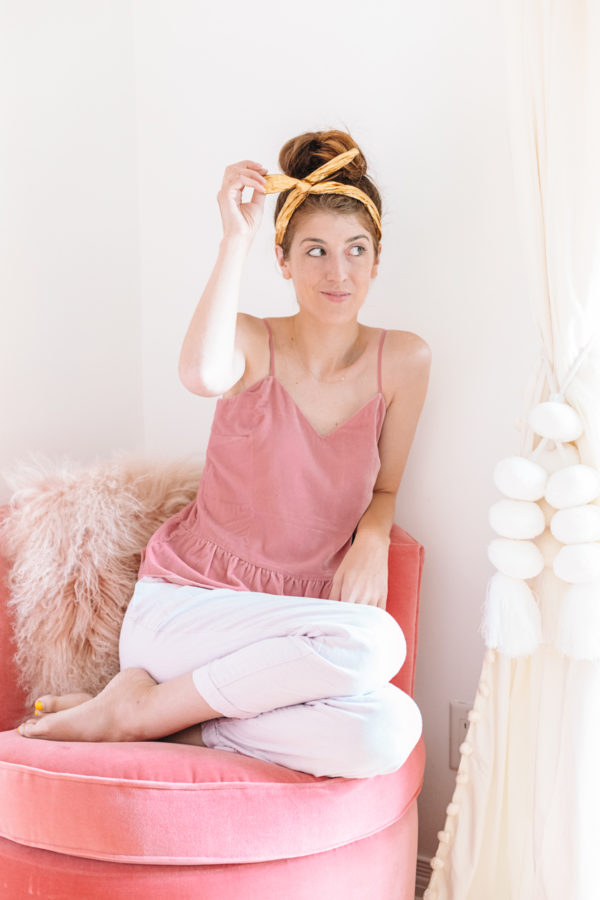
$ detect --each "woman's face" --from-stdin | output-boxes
[275,211,381,322]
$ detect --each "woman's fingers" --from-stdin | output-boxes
[337,575,386,608]
[221,162,267,193]
[216,161,270,240]
[220,172,267,195]
[227,159,268,173]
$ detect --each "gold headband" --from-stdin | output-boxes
[264,148,382,247]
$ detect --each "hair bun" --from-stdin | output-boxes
[273,128,382,254]
[279,129,368,184]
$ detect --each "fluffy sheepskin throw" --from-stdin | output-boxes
[1,454,203,704]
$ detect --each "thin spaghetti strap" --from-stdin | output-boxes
[263,318,275,377]
[377,329,387,394]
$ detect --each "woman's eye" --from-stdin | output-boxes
[306,245,367,257]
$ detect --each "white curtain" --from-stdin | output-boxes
[426,2,600,898]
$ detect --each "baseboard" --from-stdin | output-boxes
[415,854,431,898]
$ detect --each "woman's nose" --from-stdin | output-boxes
[325,252,348,282]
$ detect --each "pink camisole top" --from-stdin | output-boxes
[138,320,387,599]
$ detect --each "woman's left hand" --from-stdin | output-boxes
[328,534,389,609]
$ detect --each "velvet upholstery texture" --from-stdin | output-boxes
[0,809,418,900]
[0,507,425,899]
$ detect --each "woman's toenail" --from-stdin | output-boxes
[34,710,40,717]
[35,700,43,711]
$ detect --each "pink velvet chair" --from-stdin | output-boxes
[0,508,425,900]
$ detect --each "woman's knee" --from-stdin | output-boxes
[342,606,407,694]
[370,607,407,675]
[330,687,422,779]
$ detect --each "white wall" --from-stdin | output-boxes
[0,3,143,497]
[2,0,537,862]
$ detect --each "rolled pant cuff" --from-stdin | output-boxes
[192,665,254,719]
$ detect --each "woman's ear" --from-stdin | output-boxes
[371,242,382,279]
[275,244,292,280]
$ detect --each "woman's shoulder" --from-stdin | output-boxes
[378,328,432,401]
[381,328,431,366]
[379,327,431,370]
[381,327,431,355]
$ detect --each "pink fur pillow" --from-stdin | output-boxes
[1,454,203,704]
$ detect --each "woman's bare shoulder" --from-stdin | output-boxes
[378,329,431,403]
[382,329,432,373]
[383,328,431,355]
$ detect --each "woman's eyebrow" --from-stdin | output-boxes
[300,234,371,244]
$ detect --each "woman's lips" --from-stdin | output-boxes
[322,291,351,303]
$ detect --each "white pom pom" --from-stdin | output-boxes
[533,528,563,566]
[528,400,583,441]
[545,464,600,509]
[551,505,600,544]
[493,456,547,501]
[553,543,600,583]
[489,499,546,539]
[482,572,542,657]
[487,538,545,579]
[555,581,600,659]
[535,443,580,473]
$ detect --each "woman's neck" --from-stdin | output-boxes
[287,314,364,383]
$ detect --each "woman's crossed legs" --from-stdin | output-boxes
[18,579,422,777]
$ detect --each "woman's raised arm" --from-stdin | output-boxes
[178,160,267,396]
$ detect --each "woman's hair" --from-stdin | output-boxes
[274,130,382,257]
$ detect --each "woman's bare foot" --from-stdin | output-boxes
[18,669,159,742]
[17,668,220,743]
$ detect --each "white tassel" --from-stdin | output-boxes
[481,572,542,657]
[555,581,600,660]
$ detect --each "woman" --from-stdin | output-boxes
[18,130,431,779]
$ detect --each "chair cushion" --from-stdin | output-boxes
[0,730,424,865]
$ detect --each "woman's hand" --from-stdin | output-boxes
[217,160,268,244]
[328,533,390,609]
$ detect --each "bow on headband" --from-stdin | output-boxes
[264,148,382,247]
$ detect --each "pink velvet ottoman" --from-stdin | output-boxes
[0,516,425,899]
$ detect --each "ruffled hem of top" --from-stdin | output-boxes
[138,535,334,600]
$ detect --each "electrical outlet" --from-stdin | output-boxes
[449,701,471,770]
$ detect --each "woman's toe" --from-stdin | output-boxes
[34,692,92,714]
[18,718,48,738]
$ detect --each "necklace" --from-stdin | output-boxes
[289,319,361,385]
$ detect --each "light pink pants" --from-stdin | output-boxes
[118,577,422,779]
